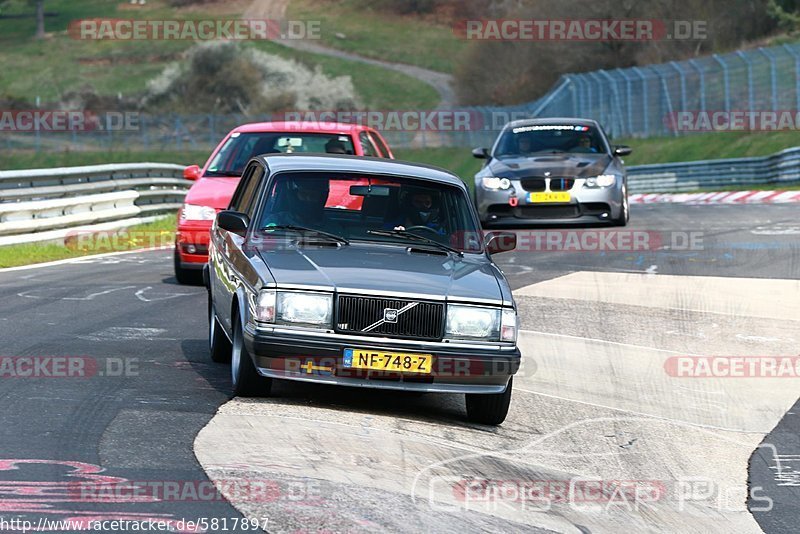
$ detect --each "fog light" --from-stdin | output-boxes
[186,244,197,254]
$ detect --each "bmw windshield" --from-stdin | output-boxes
[494,124,608,157]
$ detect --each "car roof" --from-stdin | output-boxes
[505,117,601,129]
[256,154,465,187]
[233,121,372,135]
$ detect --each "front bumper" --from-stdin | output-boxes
[176,220,212,266]
[476,180,623,225]
[244,327,520,394]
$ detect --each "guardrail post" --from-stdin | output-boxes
[712,54,731,112]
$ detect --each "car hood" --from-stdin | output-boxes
[184,176,241,209]
[256,243,504,302]
[487,154,611,179]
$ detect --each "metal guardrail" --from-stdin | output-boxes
[626,146,800,193]
[0,163,188,246]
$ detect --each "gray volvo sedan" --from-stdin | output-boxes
[205,154,520,425]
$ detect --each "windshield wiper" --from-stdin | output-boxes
[366,229,463,257]
[263,225,350,245]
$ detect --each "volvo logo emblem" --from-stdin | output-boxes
[384,308,399,323]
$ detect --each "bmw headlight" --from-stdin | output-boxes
[482,176,512,190]
[255,290,333,328]
[584,174,617,188]
[181,203,217,221]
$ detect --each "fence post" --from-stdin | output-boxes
[759,48,779,111]
[632,67,648,136]
[688,59,706,113]
[669,61,687,113]
[598,70,624,137]
[735,51,755,112]
[617,69,633,135]
[712,54,731,111]
[782,44,800,111]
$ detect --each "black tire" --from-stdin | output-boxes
[611,184,629,227]
[465,377,513,425]
[174,249,203,285]
[230,311,272,397]
[208,292,231,363]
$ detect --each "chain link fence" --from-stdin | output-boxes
[4,41,800,154]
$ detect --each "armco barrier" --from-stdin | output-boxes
[0,163,188,245]
[627,146,800,193]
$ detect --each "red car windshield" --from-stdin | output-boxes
[205,132,356,177]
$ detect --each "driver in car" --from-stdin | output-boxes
[387,189,446,236]
[263,177,332,229]
[571,134,598,153]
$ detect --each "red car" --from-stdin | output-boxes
[174,121,395,284]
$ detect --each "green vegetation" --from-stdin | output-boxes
[0,150,211,170]
[253,41,439,109]
[0,214,177,268]
[287,0,462,73]
[393,147,481,180]
[0,0,438,111]
[619,131,800,166]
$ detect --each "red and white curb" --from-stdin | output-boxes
[630,190,800,204]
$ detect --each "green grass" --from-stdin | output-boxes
[619,131,800,166]
[0,214,177,268]
[287,0,462,74]
[0,150,211,170]
[0,0,438,111]
[253,41,439,109]
[394,147,481,179]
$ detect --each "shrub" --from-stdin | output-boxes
[143,41,361,114]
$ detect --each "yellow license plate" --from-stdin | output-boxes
[528,192,571,203]
[343,348,433,374]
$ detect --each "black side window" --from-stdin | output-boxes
[360,132,378,157]
[230,163,261,212]
[369,131,391,158]
[240,166,265,217]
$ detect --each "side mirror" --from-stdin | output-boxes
[484,231,517,255]
[184,165,202,181]
[217,210,249,236]
[613,146,632,157]
[472,147,490,159]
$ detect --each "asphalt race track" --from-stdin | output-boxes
[1,203,798,533]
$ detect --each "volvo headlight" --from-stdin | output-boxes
[255,290,333,328]
[482,176,512,190]
[277,292,333,327]
[446,305,500,340]
[584,174,617,188]
[181,203,217,221]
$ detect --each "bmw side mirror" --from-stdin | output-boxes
[472,147,490,159]
[217,211,249,237]
[183,165,202,181]
[484,231,517,255]
[614,146,632,157]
